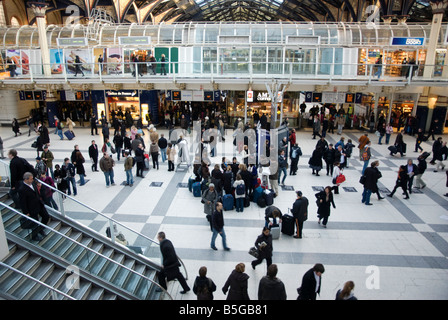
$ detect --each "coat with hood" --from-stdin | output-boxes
[222,270,250,300]
[258,276,287,300]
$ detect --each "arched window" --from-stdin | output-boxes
[10,16,21,27]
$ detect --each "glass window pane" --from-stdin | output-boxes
[252,47,266,74]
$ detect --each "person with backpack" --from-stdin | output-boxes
[290,143,302,175]
[233,174,245,213]
[415,152,429,189]
[343,139,354,168]
[61,157,77,196]
[193,266,217,300]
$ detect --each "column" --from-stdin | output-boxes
[423,0,448,79]
[0,1,7,26]
[29,2,51,76]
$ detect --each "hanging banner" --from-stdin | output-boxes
[322,92,335,103]
[345,93,355,103]
[165,90,172,101]
[214,90,221,102]
[181,90,193,101]
[172,90,181,101]
[204,91,214,101]
[247,90,253,102]
[193,90,204,101]
[355,92,363,104]
[305,91,313,103]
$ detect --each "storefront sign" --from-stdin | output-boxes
[256,92,271,102]
[172,91,181,101]
[181,90,193,101]
[391,37,425,46]
[192,91,204,101]
[19,90,46,101]
[57,38,88,46]
[204,91,214,101]
[247,90,254,102]
[105,90,139,98]
[118,36,151,46]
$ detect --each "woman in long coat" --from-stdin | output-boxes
[308,146,324,176]
[315,186,336,228]
[222,263,250,300]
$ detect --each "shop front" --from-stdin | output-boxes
[228,91,296,127]
[105,90,141,123]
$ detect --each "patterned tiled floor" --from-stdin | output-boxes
[1,124,448,300]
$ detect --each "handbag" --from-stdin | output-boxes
[31,141,37,148]
[248,246,259,258]
[359,175,366,185]
[336,174,346,184]
[110,146,116,154]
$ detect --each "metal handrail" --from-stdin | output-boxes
[0,158,188,281]
[0,261,77,300]
[0,201,173,300]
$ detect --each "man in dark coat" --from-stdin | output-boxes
[430,137,443,165]
[251,227,273,270]
[362,160,382,205]
[297,263,325,300]
[210,202,230,251]
[88,140,99,172]
[323,144,336,176]
[394,130,406,157]
[258,264,287,300]
[291,191,309,239]
[387,165,410,199]
[406,159,419,193]
[156,232,190,294]
[9,149,35,207]
[90,114,98,135]
[18,172,49,241]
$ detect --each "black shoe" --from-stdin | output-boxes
[180,289,190,294]
[378,196,385,200]
[211,246,218,251]
[365,203,373,205]
[224,247,231,251]
[404,196,410,199]
[387,194,393,197]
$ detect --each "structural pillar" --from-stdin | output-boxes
[0,1,7,26]
[423,0,448,79]
[29,1,51,77]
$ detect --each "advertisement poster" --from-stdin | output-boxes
[50,49,64,74]
[106,48,122,75]
[93,48,105,75]
[64,48,92,75]
[6,50,21,75]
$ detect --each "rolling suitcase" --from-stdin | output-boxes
[402,142,407,154]
[223,194,234,211]
[263,189,274,206]
[244,195,251,208]
[281,214,295,236]
[269,224,280,240]
[188,176,195,192]
[64,130,74,140]
[193,182,202,197]
[253,186,263,203]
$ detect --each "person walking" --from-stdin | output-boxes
[289,143,302,175]
[160,54,167,75]
[335,281,358,300]
[361,160,383,205]
[113,132,123,161]
[123,151,134,187]
[90,114,98,136]
[88,140,99,172]
[430,137,443,165]
[360,141,372,175]
[134,143,145,178]
[18,172,50,241]
[387,165,410,199]
[309,146,324,176]
[385,122,393,145]
[415,152,429,189]
[233,174,245,213]
[331,162,343,195]
[74,150,86,186]
[41,144,54,179]
[222,263,250,300]
[258,264,287,300]
[297,263,325,300]
[336,115,345,135]
[323,144,336,176]
[406,159,419,193]
[158,134,168,163]
[415,128,425,153]
[433,141,447,172]
[12,118,21,137]
[156,232,190,294]
[251,227,273,270]
[99,152,116,188]
[210,202,231,251]
[393,130,406,157]
[61,157,77,196]
[202,183,219,231]
[378,123,386,145]
[193,266,217,300]
[315,186,336,228]
[167,143,176,172]
[312,116,321,139]
[149,140,160,170]
[66,117,76,137]
[291,191,308,239]
[278,150,288,186]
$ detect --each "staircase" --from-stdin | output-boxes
[0,192,169,300]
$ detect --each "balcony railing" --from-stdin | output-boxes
[1,61,446,84]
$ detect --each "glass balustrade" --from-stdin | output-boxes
[1,61,446,82]
[0,159,187,284]
[0,201,171,300]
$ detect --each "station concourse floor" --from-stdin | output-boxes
[1,124,448,300]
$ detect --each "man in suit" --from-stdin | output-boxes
[406,159,419,193]
[88,140,99,172]
[297,263,325,300]
[18,172,49,241]
[156,232,190,294]
[291,191,309,239]
[9,149,34,207]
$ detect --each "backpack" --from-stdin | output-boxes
[361,147,370,161]
[236,183,245,195]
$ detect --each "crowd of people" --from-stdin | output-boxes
[4,104,448,301]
